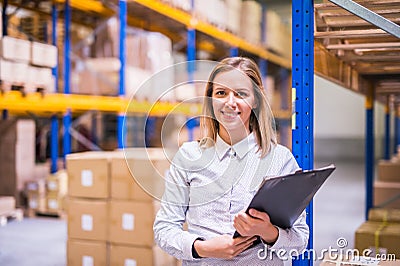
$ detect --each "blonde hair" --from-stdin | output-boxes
[199,57,277,157]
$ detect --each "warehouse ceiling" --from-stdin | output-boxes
[314,0,400,103]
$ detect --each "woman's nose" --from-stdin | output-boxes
[226,92,236,106]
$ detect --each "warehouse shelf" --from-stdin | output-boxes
[128,0,291,69]
[49,0,291,68]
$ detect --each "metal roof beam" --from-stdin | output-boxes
[328,0,400,38]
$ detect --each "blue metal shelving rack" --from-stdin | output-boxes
[292,1,314,265]
[51,3,59,174]
[384,96,390,160]
[118,0,127,149]
[63,0,72,164]
[365,83,374,220]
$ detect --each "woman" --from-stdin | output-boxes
[154,57,309,265]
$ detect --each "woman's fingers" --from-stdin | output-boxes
[233,237,258,256]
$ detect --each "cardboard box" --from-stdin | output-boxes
[31,42,57,68]
[27,193,46,211]
[239,0,262,44]
[110,244,178,266]
[109,200,159,247]
[369,208,400,223]
[0,36,31,62]
[66,198,108,241]
[46,170,68,196]
[378,161,400,182]
[0,119,35,206]
[355,221,400,258]
[0,59,13,83]
[111,148,170,201]
[263,10,292,59]
[25,179,46,195]
[66,151,111,199]
[0,196,15,215]
[67,239,107,266]
[46,192,64,212]
[374,181,400,209]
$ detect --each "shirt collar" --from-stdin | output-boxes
[215,133,257,160]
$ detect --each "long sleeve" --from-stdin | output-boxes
[153,145,203,261]
[271,210,309,253]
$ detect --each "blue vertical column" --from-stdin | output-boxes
[52,3,59,93]
[229,47,238,57]
[365,83,374,219]
[186,19,196,141]
[2,110,8,120]
[395,105,400,154]
[2,0,7,36]
[118,0,127,149]
[51,116,59,173]
[187,29,196,81]
[259,3,267,81]
[2,0,8,119]
[51,4,59,173]
[384,96,390,160]
[292,1,314,266]
[63,0,72,160]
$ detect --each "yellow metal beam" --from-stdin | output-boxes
[54,0,114,16]
[132,0,291,69]
[0,92,289,119]
[0,92,202,116]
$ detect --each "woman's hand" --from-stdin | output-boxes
[194,234,257,259]
[233,209,279,244]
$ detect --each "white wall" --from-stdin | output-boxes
[314,75,386,160]
[314,75,365,138]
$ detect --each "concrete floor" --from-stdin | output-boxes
[0,159,366,266]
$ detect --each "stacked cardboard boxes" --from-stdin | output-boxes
[25,170,68,215]
[0,119,35,206]
[0,36,57,94]
[263,10,292,59]
[240,0,262,45]
[226,0,242,34]
[355,208,400,258]
[25,179,46,212]
[374,160,400,209]
[66,149,177,265]
[82,21,174,102]
[355,159,400,258]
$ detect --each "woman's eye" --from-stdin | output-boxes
[215,90,226,96]
[237,92,248,97]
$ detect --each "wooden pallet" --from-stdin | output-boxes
[26,208,65,219]
[0,208,24,226]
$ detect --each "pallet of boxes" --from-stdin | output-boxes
[66,149,179,266]
[0,35,57,94]
[25,170,68,217]
[354,156,400,259]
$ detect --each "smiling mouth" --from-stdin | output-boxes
[221,111,241,117]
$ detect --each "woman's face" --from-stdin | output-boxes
[211,69,257,137]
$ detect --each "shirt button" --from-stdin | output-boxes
[229,148,236,158]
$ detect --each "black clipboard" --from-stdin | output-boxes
[233,164,336,239]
